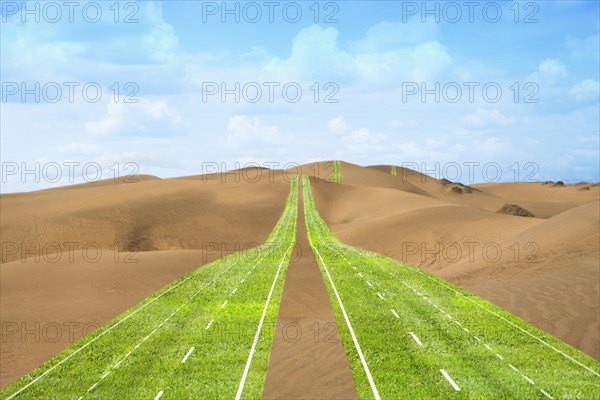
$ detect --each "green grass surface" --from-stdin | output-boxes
[332,160,343,183]
[302,175,600,399]
[2,177,299,400]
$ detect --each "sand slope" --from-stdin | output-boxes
[305,161,599,360]
[1,162,598,389]
[0,172,290,387]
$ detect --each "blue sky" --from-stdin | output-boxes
[1,0,599,192]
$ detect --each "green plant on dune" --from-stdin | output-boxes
[391,165,397,176]
[302,175,600,400]
[331,161,343,184]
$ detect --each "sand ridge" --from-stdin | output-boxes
[1,162,598,389]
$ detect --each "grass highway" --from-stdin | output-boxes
[3,173,600,399]
[302,175,600,399]
[1,177,298,400]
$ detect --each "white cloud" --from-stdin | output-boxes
[347,128,381,142]
[266,24,454,84]
[569,79,600,101]
[85,98,181,136]
[351,20,439,52]
[529,58,567,84]
[567,33,600,60]
[226,115,280,144]
[327,116,349,133]
[462,109,516,127]
[60,142,100,155]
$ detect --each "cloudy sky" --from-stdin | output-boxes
[1,0,599,192]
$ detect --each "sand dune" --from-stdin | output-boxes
[1,162,598,388]
[306,161,599,360]
[0,172,290,387]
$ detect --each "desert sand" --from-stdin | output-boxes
[0,169,290,387]
[305,162,599,361]
[1,162,598,390]
[263,178,357,399]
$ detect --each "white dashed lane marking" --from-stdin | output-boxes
[339,252,559,400]
[440,369,461,391]
[181,347,195,364]
[221,300,228,309]
[154,390,164,400]
[205,319,214,330]
[541,389,554,399]
[409,332,423,346]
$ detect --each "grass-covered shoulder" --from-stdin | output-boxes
[2,177,299,400]
[302,175,599,399]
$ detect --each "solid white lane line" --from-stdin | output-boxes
[541,389,554,399]
[101,371,110,379]
[181,347,195,364]
[523,375,535,385]
[440,309,446,314]
[21,243,287,400]
[377,292,384,299]
[446,315,452,320]
[409,332,423,346]
[410,267,600,378]
[154,390,164,400]
[205,319,214,330]
[508,364,519,372]
[440,369,461,391]
[235,245,293,400]
[310,246,381,400]
[221,300,228,308]
[496,353,504,360]
[3,268,201,400]
[114,360,122,369]
[391,309,400,319]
